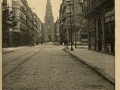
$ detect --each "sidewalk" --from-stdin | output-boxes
[64,45,115,85]
[2,46,29,54]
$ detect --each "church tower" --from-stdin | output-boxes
[44,0,55,42]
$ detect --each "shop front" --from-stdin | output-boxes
[88,18,96,50]
[104,8,115,53]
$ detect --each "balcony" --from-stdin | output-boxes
[20,28,26,32]
[62,15,67,21]
[21,17,26,24]
[84,0,107,16]
[20,6,26,14]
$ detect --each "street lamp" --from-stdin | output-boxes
[67,0,74,51]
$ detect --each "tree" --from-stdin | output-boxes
[74,16,87,32]
[2,6,18,47]
[73,15,87,48]
[2,7,18,29]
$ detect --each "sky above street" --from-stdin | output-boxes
[28,0,62,23]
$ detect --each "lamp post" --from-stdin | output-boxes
[73,0,77,48]
[74,30,77,48]
[68,0,74,51]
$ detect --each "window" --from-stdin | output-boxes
[79,0,83,3]
[67,6,70,13]
[84,0,88,7]
[80,5,84,13]
[82,6,84,12]
[88,0,91,5]
[81,34,88,39]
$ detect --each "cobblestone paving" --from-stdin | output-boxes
[2,45,115,90]
[2,46,44,66]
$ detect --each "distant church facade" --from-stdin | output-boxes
[44,0,55,42]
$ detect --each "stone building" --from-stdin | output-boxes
[3,0,32,46]
[44,0,55,42]
[59,0,88,45]
[41,23,44,44]
[32,13,42,45]
[54,18,60,42]
[12,0,29,46]
[73,0,88,45]
[2,0,9,47]
[36,18,43,44]
[59,2,65,44]
[32,13,38,45]
[26,6,33,45]
[84,0,115,54]
[2,0,42,47]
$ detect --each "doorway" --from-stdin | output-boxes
[48,35,51,41]
[98,17,102,51]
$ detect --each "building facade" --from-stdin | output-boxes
[84,0,115,54]
[2,0,31,47]
[54,18,60,42]
[2,0,9,47]
[26,6,33,46]
[36,18,42,44]
[59,0,88,45]
[12,0,28,46]
[59,1,67,44]
[73,0,88,45]
[32,13,38,45]
[44,0,55,42]
[2,0,43,47]
[41,23,44,44]
[59,0,73,45]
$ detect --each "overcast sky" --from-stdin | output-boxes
[28,0,62,23]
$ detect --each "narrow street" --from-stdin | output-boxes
[2,44,114,90]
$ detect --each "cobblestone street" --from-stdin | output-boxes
[2,45,114,90]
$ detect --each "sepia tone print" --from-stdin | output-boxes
[2,0,115,90]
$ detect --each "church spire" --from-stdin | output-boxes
[45,0,53,18]
[44,0,55,42]
[47,0,51,6]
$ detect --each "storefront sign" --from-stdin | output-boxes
[105,15,114,23]
[105,9,114,23]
